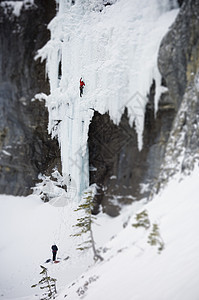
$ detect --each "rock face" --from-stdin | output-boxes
[152,78,199,197]
[0,0,61,195]
[177,0,184,7]
[158,0,199,109]
[153,0,199,194]
[88,84,176,216]
[89,0,199,216]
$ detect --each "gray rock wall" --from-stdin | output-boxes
[158,0,199,109]
[0,0,61,195]
[152,0,199,195]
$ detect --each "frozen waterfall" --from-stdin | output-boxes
[36,0,179,200]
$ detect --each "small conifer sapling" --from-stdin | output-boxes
[147,223,165,253]
[72,191,103,261]
[31,265,57,300]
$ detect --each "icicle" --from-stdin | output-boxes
[36,0,179,201]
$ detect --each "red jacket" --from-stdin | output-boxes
[80,79,85,87]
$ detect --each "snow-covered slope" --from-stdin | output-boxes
[57,166,199,300]
[1,166,199,299]
[0,189,143,299]
[36,0,179,198]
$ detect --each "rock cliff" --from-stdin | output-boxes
[154,0,199,195]
[0,0,61,195]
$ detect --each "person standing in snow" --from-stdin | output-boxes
[68,174,72,183]
[80,77,85,97]
[51,244,58,261]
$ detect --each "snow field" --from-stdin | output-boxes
[56,166,199,300]
[0,191,134,299]
[0,196,91,299]
[0,163,199,300]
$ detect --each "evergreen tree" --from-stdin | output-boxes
[132,210,150,229]
[132,210,165,254]
[147,223,165,254]
[31,265,57,300]
[72,191,103,261]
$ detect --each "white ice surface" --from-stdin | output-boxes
[36,0,179,199]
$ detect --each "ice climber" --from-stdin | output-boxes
[51,244,58,261]
[80,77,85,97]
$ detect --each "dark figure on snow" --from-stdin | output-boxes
[51,244,58,261]
[68,174,72,183]
[80,77,85,97]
